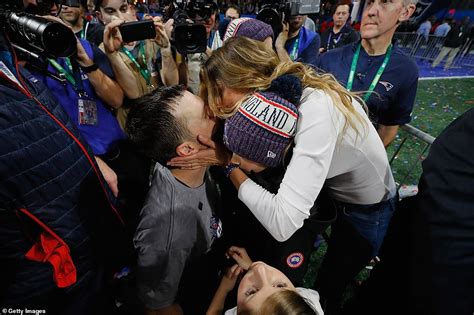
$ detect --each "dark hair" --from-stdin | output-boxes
[125,86,192,166]
[225,4,241,17]
[94,0,130,11]
[333,0,353,16]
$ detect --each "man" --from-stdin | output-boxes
[0,0,124,312]
[434,18,451,37]
[416,16,433,42]
[320,1,360,54]
[225,4,240,21]
[61,0,104,46]
[126,87,221,315]
[276,14,321,66]
[96,0,178,125]
[29,19,125,159]
[317,0,419,147]
[184,0,221,94]
[432,17,470,70]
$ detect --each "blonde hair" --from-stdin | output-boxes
[238,290,318,315]
[200,36,367,140]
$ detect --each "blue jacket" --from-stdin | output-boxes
[0,43,124,306]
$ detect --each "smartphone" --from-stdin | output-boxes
[119,20,156,43]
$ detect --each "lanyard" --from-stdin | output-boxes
[346,43,392,102]
[289,37,299,61]
[327,31,343,50]
[48,58,86,96]
[121,42,151,85]
[80,19,89,40]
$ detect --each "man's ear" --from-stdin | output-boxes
[96,11,104,24]
[399,4,416,23]
[176,141,199,157]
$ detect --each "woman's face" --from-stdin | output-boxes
[237,262,296,312]
[221,86,248,109]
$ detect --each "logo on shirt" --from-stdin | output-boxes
[379,81,394,92]
[286,252,304,269]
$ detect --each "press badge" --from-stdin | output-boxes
[78,98,98,126]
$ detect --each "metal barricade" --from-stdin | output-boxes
[393,32,474,68]
[389,124,435,191]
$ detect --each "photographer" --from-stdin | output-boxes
[0,0,125,313]
[183,0,221,94]
[60,0,104,46]
[275,14,320,66]
[96,0,178,127]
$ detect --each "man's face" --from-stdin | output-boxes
[333,4,350,28]
[60,5,83,26]
[98,0,135,25]
[176,91,216,143]
[288,15,305,33]
[225,8,239,20]
[361,0,412,41]
[203,12,217,37]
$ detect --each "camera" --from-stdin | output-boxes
[0,0,77,58]
[162,0,217,55]
[257,0,321,37]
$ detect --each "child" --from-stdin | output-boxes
[207,246,324,315]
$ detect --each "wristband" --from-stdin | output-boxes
[223,162,240,178]
[81,63,99,73]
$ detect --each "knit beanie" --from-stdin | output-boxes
[223,17,274,43]
[223,75,302,168]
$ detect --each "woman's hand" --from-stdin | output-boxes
[227,246,252,271]
[167,135,232,169]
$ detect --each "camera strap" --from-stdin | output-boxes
[346,43,392,102]
[120,42,152,86]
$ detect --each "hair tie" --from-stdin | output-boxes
[266,74,302,106]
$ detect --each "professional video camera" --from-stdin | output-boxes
[257,0,321,37]
[162,0,217,55]
[0,0,77,59]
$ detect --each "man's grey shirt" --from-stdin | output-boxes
[134,163,215,310]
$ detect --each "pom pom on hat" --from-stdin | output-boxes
[224,91,299,168]
[267,74,303,106]
[224,18,274,43]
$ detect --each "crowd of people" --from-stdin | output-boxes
[1,0,473,315]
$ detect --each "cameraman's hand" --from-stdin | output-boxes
[275,21,289,50]
[103,19,125,54]
[75,39,94,67]
[164,19,174,41]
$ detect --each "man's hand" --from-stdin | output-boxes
[75,39,94,67]
[103,19,125,54]
[95,157,119,197]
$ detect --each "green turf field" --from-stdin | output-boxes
[388,78,474,185]
[302,78,474,299]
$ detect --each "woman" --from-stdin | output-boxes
[169,36,396,311]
